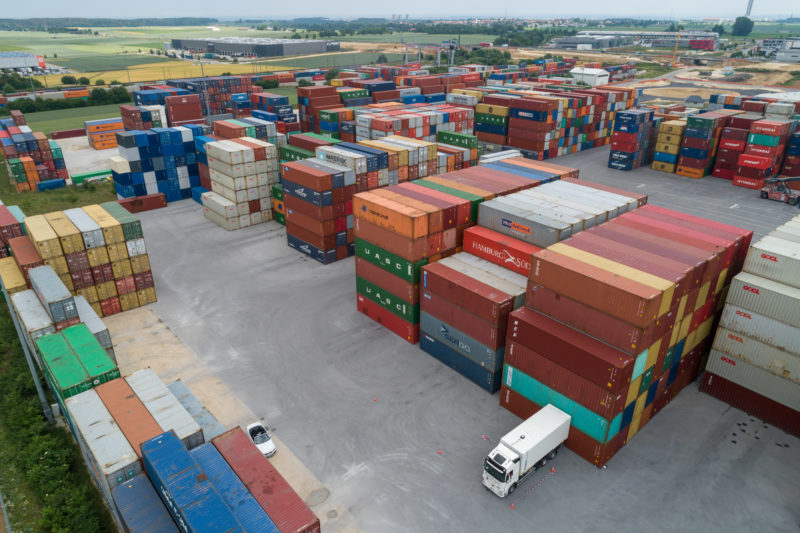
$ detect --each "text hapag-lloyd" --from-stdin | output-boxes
[469,241,530,272]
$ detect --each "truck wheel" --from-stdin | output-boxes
[760,191,768,199]
[790,197,799,206]
[548,449,558,460]
[540,456,548,467]
[509,483,517,495]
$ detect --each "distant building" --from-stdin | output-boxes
[574,30,719,51]
[0,51,44,71]
[759,38,800,54]
[569,67,609,86]
[553,35,627,50]
[170,37,340,58]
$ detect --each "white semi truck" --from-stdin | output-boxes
[482,404,571,498]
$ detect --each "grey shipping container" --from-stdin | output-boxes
[727,272,800,326]
[166,379,227,442]
[420,311,506,372]
[705,349,800,411]
[126,369,205,449]
[74,295,114,358]
[712,325,800,383]
[742,234,800,289]
[11,288,55,348]
[478,197,572,247]
[65,389,142,497]
[28,265,77,323]
[719,303,800,355]
[64,208,106,249]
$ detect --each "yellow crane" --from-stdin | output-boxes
[672,31,682,68]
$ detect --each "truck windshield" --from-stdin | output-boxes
[484,458,506,483]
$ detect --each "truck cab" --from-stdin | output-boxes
[482,404,571,498]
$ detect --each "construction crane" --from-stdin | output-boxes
[760,177,800,205]
[746,0,754,17]
[672,31,682,68]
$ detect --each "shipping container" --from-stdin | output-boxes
[742,235,800,289]
[0,257,27,294]
[24,214,62,259]
[28,265,77,323]
[212,427,321,533]
[166,380,227,442]
[10,289,55,365]
[64,207,106,249]
[74,295,113,353]
[704,349,800,410]
[719,303,800,355]
[126,369,204,449]
[96,378,163,457]
[43,211,84,255]
[190,444,280,533]
[111,474,179,533]
[101,201,144,241]
[62,324,119,384]
[141,431,244,533]
[726,272,800,325]
[712,326,799,383]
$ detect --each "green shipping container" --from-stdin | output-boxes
[415,179,483,223]
[356,276,419,324]
[305,132,342,144]
[503,364,622,444]
[228,119,257,139]
[638,366,654,395]
[687,115,718,129]
[354,238,427,284]
[274,213,286,226]
[272,184,284,202]
[436,131,479,149]
[100,201,144,241]
[747,133,780,147]
[279,145,314,162]
[475,113,508,126]
[62,324,120,386]
[318,111,340,123]
[36,334,93,400]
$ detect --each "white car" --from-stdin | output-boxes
[247,422,277,457]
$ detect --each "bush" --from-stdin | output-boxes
[94,79,105,86]
[77,76,90,85]
[61,75,77,84]
[298,79,312,87]
[256,79,279,89]
[2,82,15,95]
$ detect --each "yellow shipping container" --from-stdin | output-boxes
[112,259,133,279]
[657,133,683,146]
[77,286,99,303]
[475,103,510,117]
[45,255,69,276]
[96,280,117,301]
[652,161,676,173]
[106,242,129,263]
[59,273,74,292]
[119,292,139,311]
[0,257,28,294]
[655,143,680,155]
[136,287,156,305]
[24,215,63,259]
[451,88,484,101]
[661,120,687,135]
[82,205,125,245]
[130,254,151,274]
[43,212,84,255]
[87,247,110,267]
[90,301,103,317]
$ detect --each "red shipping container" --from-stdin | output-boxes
[422,262,514,326]
[8,236,43,283]
[421,288,505,350]
[0,206,23,244]
[70,269,95,290]
[462,226,540,277]
[733,176,766,189]
[118,194,167,213]
[356,257,418,303]
[100,297,121,316]
[116,275,136,295]
[744,143,782,158]
[92,263,115,284]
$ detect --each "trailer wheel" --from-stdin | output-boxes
[548,449,558,460]
[540,456,548,467]
[760,191,768,199]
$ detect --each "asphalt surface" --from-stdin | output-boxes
[140,147,800,533]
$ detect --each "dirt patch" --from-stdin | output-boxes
[643,87,741,100]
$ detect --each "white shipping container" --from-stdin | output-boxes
[203,208,240,231]
[64,208,105,249]
[109,156,131,174]
[317,146,367,175]
[126,369,204,449]
[126,238,147,258]
[713,326,800,383]
[201,192,238,219]
[206,141,243,165]
[705,349,800,410]
[208,157,246,179]
[742,234,800,288]
[66,389,142,491]
[209,167,246,190]
[74,295,113,352]
[720,303,800,355]
[11,289,55,368]
[727,272,800,326]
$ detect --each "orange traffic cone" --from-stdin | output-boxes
[550,467,555,473]
[437,449,442,455]
[509,503,515,510]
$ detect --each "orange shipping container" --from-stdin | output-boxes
[94,378,162,457]
[353,191,428,239]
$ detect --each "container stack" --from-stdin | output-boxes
[85,118,125,150]
[23,215,68,289]
[474,100,510,146]
[652,120,686,174]
[167,76,256,116]
[3,130,69,191]
[201,138,278,230]
[282,158,355,263]
[675,111,737,179]
[165,94,204,127]
[608,109,659,171]
[733,118,795,190]
[783,130,800,177]
[252,92,296,124]
[502,205,751,468]
[120,104,167,131]
[112,126,204,202]
[0,204,23,257]
[10,290,55,366]
[700,215,800,437]
[134,86,191,106]
[711,116,759,180]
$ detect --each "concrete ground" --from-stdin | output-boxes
[59,136,116,176]
[134,147,799,533]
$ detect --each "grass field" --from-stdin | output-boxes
[53,54,179,72]
[253,52,405,69]
[585,22,800,40]
[23,103,124,136]
[342,32,498,45]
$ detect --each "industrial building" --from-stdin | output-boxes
[553,35,631,50]
[0,51,45,71]
[573,30,719,50]
[170,37,340,58]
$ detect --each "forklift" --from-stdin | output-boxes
[760,177,800,206]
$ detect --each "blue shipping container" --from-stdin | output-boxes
[141,431,244,533]
[420,331,502,393]
[111,474,179,533]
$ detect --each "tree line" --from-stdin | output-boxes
[0,17,215,32]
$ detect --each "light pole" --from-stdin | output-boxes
[194,60,210,118]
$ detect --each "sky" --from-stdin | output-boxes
[3,0,797,20]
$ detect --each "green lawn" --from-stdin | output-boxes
[23,103,123,136]
[341,32,498,45]
[53,54,178,72]
[253,52,405,70]
[0,160,115,216]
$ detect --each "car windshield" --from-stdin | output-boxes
[484,458,506,483]
[254,432,270,445]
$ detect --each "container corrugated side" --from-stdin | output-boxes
[478,197,573,247]
[0,257,27,294]
[166,380,226,442]
[74,295,113,350]
[95,378,163,457]
[141,431,243,533]
[23,214,62,259]
[712,326,800,383]
[65,389,142,491]
[742,235,800,288]
[62,324,119,385]
[726,272,800,325]
[719,303,800,355]
[64,207,106,249]
[100,201,144,241]
[212,428,321,533]
[190,444,279,533]
[36,333,92,400]
[111,474,179,533]
[704,349,800,410]
[11,289,55,346]
[127,369,204,449]
[28,265,77,322]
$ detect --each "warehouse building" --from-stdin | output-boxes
[0,51,45,71]
[553,35,630,50]
[574,30,719,50]
[170,37,340,58]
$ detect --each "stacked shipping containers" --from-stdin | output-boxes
[85,118,125,150]
[120,104,167,131]
[502,205,751,467]
[165,93,204,127]
[675,111,740,178]
[608,109,659,171]
[3,113,69,190]
[733,119,795,190]
[710,115,762,180]
[701,214,800,437]
[782,131,800,177]
[652,120,686,174]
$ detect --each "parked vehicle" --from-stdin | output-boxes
[482,404,570,498]
[247,422,277,457]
